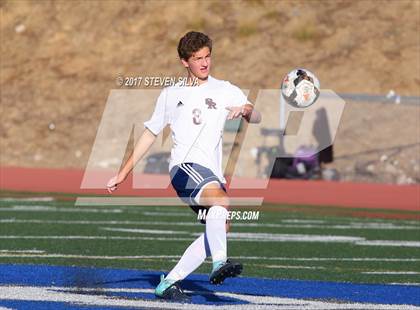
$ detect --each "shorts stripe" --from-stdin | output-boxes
[179,165,201,184]
[182,163,204,182]
[186,164,205,182]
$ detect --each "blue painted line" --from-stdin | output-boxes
[0,264,419,306]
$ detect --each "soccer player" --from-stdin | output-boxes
[107,31,261,301]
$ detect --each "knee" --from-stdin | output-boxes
[211,190,230,208]
[200,185,230,208]
[207,192,229,208]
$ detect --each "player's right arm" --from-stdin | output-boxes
[107,128,157,193]
[107,88,169,193]
[225,83,262,124]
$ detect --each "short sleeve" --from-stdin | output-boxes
[227,83,248,107]
[144,88,168,135]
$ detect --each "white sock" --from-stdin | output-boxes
[165,233,210,282]
[206,205,228,264]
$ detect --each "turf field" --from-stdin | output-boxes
[0,191,419,309]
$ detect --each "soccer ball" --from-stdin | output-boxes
[281,68,320,108]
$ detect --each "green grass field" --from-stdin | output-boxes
[0,191,419,285]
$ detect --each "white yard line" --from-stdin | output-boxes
[0,252,417,263]
[0,235,193,241]
[0,206,122,213]
[258,264,326,270]
[1,218,417,230]
[231,256,420,262]
[362,272,420,275]
[75,196,264,206]
[141,211,192,217]
[331,224,419,230]
[0,250,44,254]
[0,253,322,271]
[0,197,54,202]
[0,219,201,226]
[281,219,326,224]
[227,232,366,242]
[0,253,182,260]
[356,240,420,247]
[101,227,191,234]
[0,285,418,310]
[1,231,419,247]
[99,228,420,246]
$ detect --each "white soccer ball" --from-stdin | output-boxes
[281,68,320,108]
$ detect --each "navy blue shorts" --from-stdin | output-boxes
[170,162,226,222]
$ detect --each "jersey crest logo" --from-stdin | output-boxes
[177,101,184,107]
[205,98,217,109]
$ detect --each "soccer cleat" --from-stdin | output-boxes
[209,259,243,285]
[154,274,190,302]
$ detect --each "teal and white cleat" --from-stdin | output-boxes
[154,274,190,302]
[209,259,243,285]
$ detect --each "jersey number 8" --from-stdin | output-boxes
[192,108,202,125]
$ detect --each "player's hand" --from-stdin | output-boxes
[106,174,126,194]
[226,105,253,120]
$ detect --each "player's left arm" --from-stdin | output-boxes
[226,101,261,123]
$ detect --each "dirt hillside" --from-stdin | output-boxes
[1,0,419,184]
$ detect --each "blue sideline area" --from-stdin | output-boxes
[0,264,419,308]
